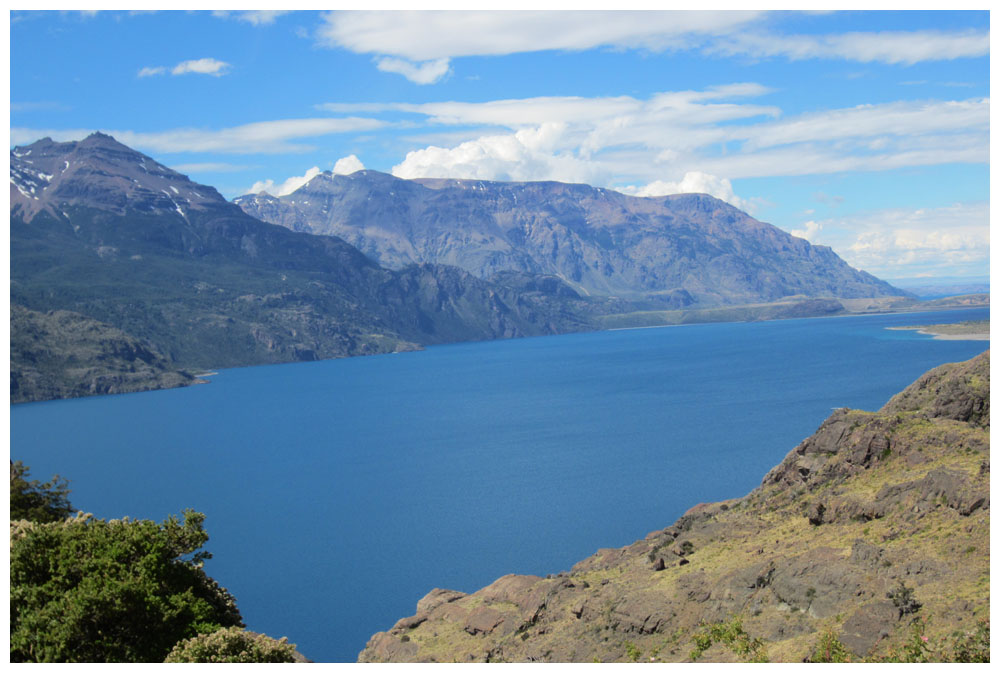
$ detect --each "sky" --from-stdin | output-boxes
[9,8,991,281]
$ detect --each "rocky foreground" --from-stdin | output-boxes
[359,352,990,662]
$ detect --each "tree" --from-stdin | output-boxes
[10,460,73,522]
[164,627,301,663]
[10,509,243,662]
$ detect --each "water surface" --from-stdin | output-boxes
[11,308,988,661]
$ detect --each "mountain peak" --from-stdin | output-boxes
[10,133,227,222]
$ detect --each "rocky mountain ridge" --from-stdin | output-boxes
[235,170,906,306]
[359,352,990,663]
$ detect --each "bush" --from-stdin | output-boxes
[165,627,299,663]
[690,617,768,663]
[887,581,922,618]
[10,509,243,662]
[808,629,853,663]
[10,460,73,523]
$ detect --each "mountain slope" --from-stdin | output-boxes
[10,135,602,401]
[359,352,990,663]
[235,171,906,305]
[10,304,198,403]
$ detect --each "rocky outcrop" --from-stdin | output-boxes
[359,352,990,662]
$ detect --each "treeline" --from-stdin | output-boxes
[9,461,304,663]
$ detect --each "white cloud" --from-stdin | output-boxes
[172,58,231,77]
[11,117,387,155]
[248,155,368,196]
[616,172,747,209]
[333,155,365,175]
[329,87,986,187]
[318,10,762,62]
[375,57,451,85]
[740,98,988,151]
[137,66,166,78]
[250,166,322,197]
[392,122,605,185]
[790,220,823,242]
[213,10,289,26]
[317,11,987,83]
[792,202,989,277]
[138,58,231,78]
[710,29,990,65]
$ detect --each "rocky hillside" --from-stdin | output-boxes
[235,171,906,306]
[359,352,990,663]
[10,304,198,404]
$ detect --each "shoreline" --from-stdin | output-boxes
[886,324,990,341]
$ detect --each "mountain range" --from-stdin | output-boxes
[12,133,910,402]
[10,134,606,401]
[235,170,903,306]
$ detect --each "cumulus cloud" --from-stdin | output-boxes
[790,220,823,241]
[392,122,606,185]
[375,57,452,85]
[248,156,367,196]
[12,117,386,155]
[138,57,231,78]
[333,154,365,174]
[793,202,989,277]
[250,166,322,197]
[616,172,747,209]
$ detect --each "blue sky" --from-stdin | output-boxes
[10,9,991,280]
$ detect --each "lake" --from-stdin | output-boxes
[10,307,989,662]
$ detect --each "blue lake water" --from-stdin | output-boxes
[10,307,989,661]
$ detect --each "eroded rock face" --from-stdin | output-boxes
[359,352,990,663]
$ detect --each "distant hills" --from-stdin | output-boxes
[11,133,915,402]
[236,170,905,306]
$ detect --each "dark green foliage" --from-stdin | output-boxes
[689,617,768,662]
[164,627,298,663]
[9,460,73,523]
[887,581,922,618]
[10,509,242,662]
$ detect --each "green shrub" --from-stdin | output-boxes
[808,629,852,662]
[10,460,73,523]
[165,627,299,663]
[10,509,242,662]
[690,617,768,663]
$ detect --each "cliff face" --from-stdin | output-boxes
[359,352,990,662]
